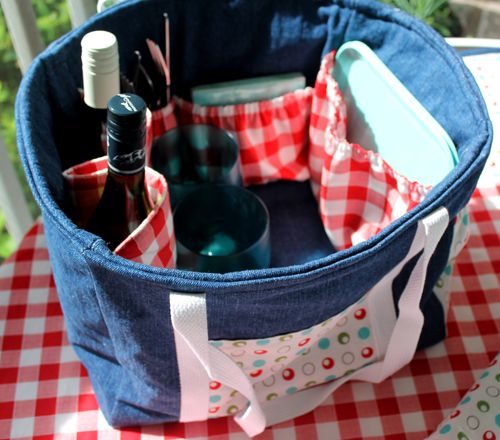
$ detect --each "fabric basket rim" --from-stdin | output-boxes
[15,0,493,289]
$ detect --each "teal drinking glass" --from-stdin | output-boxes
[174,184,270,273]
[151,124,241,208]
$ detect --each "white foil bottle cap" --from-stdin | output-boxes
[81,30,120,109]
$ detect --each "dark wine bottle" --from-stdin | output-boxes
[80,30,120,160]
[86,93,152,250]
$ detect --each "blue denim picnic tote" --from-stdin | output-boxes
[15,0,492,436]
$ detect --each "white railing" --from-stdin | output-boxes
[446,37,500,51]
[0,0,96,244]
[0,135,33,242]
[67,0,98,28]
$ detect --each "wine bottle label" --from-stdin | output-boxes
[108,144,146,174]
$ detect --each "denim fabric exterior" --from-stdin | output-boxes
[15,0,492,427]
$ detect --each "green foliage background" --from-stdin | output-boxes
[0,0,461,262]
[380,0,461,36]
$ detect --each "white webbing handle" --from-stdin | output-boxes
[170,207,449,437]
[171,293,266,435]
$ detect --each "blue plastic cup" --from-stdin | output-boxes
[174,184,270,273]
[151,124,241,208]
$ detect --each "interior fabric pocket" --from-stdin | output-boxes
[63,157,108,228]
[63,157,176,268]
[319,134,430,250]
[308,51,347,198]
[174,88,314,185]
[146,103,177,167]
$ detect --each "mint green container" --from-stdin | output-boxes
[334,41,458,186]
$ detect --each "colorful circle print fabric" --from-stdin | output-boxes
[207,295,377,418]
[429,353,500,440]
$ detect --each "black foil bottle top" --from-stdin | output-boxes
[107,93,147,175]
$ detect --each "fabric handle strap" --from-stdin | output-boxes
[170,207,449,437]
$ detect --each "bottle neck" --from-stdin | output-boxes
[107,167,147,192]
[107,147,146,175]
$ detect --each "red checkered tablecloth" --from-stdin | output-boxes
[1,53,499,440]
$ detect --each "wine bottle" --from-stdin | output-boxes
[80,30,120,160]
[86,93,152,250]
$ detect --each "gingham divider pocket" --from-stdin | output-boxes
[173,88,315,185]
[147,100,177,166]
[63,157,176,268]
[320,132,431,251]
[308,50,347,197]
[147,51,342,189]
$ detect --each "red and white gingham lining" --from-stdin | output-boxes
[175,88,314,185]
[308,51,429,250]
[63,157,176,269]
[308,51,348,198]
[148,101,177,166]
[320,132,430,250]
[66,50,431,267]
[62,157,108,228]
[151,51,343,189]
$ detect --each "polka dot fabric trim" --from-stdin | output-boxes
[207,295,377,418]
[429,353,500,440]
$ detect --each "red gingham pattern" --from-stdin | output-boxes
[150,101,178,140]
[63,157,176,269]
[147,101,178,167]
[308,50,347,197]
[1,54,499,440]
[320,135,429,250]
[174,89,314,185]
[62,157,108,227]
